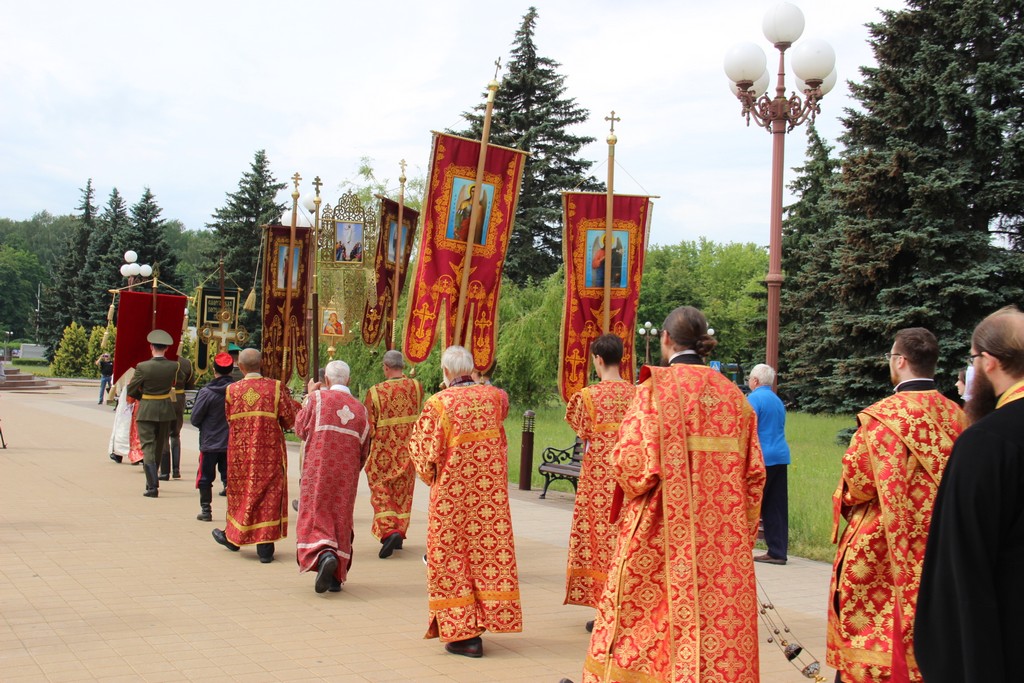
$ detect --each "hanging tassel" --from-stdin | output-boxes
[107,294,116,325]
[243,287,257,312]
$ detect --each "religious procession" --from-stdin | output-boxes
[4,1,1024,682]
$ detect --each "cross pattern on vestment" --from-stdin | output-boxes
[242,387,261,407]
[460,398,493,429]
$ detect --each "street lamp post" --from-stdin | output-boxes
[4,331,12,362]
[724,1,836,375]
[637,320,658,366]
[119,250,153,291]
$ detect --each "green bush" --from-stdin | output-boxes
[51,322,91,377]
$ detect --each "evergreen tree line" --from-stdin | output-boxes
[779,0,1024,412]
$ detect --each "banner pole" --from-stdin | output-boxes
[390,160,407,351]
[311,177,322,381]
[603,111,620,334]
[281,172,301,382]
[454,62,501,349]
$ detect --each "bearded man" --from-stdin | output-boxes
[916,306,1024,683]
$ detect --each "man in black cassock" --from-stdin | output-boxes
[916,306,1024,683]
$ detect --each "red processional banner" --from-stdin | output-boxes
[362,197,420,349]
[261,224,313,383]
[113,290,188,382]
[558,192,653,402]
[402,132,527,370]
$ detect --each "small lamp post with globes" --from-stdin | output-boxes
[119,250,153,291]
[637,321,658,366]
[724,1,835,377]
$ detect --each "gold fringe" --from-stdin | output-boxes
[243,288,257,312]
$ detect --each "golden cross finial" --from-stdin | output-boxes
[291,172,302,193]
[312,175,322,197]
[399,159,407,184]
[493,57,502,80]
[605,111,621,134]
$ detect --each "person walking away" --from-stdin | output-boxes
[294,360,369,593]
[189,352,234,522]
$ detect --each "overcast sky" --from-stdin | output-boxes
[0,0,905,248]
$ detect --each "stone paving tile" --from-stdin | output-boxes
[0,385,837,681]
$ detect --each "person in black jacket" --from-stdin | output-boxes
[189,352,234,521]
[916,306,1024,683]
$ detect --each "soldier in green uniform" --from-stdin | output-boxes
[127,329,179,498]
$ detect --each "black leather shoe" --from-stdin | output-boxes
[444,636,483,658]
[559,679,576,683]
[585,620,594,633]
[395,537,403,549]
[109,453,123,463]
[212,528,239,551]
[158,474,170,481]
[328,579,342,592]
[219,487,227,496]
[754,553,787,565]
[379,533,402,559]
[143,489,158,498]
[172,471,181,479]
[315,553,339,594]
[292,499,298,512]
[257,543,275,564]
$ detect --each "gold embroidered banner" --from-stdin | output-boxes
[558,192,652,402]
[362,197,419,349]
[261,224,312,383]
[402,132,527,370]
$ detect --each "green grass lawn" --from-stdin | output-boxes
[503,405,854,563]
[11,361,54,377]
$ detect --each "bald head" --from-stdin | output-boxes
[238,348,262,374]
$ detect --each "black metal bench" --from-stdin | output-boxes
[538,437,584,499]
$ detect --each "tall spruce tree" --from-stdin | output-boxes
[127,188,179,289]
[457,7,602,284]
[39,180,96,357]
[778,126,842,410]
[80,188,130,326]
[790,0,1024,413]
[206,150,287,344]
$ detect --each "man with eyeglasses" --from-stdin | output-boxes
[916,306,1024,682]
[827,327,966,683]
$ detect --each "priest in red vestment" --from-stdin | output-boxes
[406,345,522,659]
[363,350,423,558]
[568,306,765,683]
[212,348,299,564]
[563,333,636,628]
[294,360,370,593]
[828,328,965,683]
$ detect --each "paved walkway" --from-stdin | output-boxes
[0,385,836,682]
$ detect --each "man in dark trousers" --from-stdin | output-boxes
[126,330,178,498]
[95,352,114,404]
[189,352,234,522]
[159,346,194,480]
